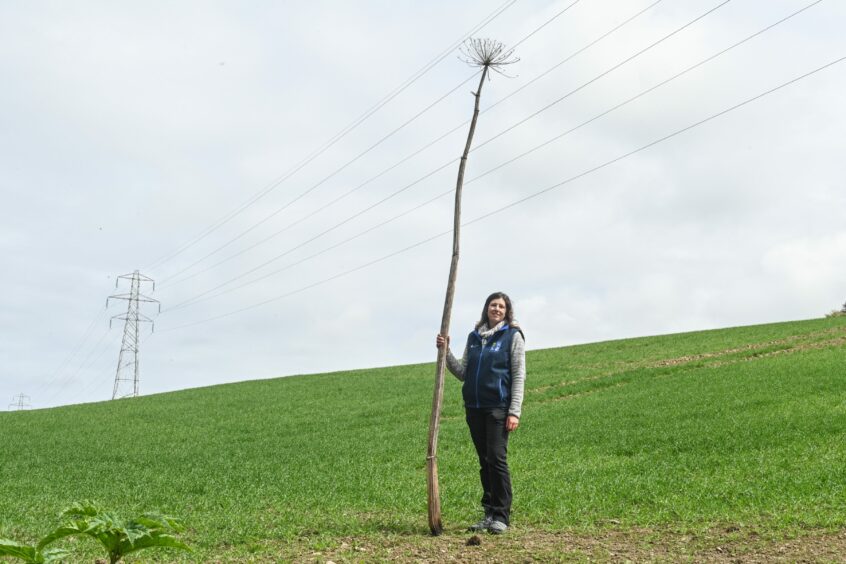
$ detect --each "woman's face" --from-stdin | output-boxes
[487,297,507,325]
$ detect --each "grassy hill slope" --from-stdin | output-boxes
[2,317,845,561]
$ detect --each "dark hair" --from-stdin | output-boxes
[477,292,514,328]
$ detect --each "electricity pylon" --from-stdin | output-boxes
[107,271,160,400]
[8,393,31,411]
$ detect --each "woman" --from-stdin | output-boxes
[436,291,525,534]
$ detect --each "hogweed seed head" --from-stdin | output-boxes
[459,38,519,77]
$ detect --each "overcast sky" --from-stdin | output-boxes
[2,0,844,410]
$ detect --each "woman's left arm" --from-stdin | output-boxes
[507,331,526,431]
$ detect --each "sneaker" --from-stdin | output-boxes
[468,515,492,532]
[488,520,508,534]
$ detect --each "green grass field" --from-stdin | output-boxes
[2,317,845,561]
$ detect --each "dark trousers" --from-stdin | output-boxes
[465,407,512,525]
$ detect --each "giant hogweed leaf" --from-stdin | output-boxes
[37,522,87,550]
[117,531,191,556]
[39,501,191,561]
[0,539,42,563]
[93,530,122,554]
[39,547,70,563]
[45,503,125,553]
[60,502,122,533]
[37,519,106,549]
[37,520,119,554]
[59,500,101,519]
[120,520,150,545]
[0,540,68,563]
[135,512,185,533]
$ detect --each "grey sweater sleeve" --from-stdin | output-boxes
[445,342,468,381]
[508,332,526,419]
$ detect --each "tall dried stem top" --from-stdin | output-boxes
[459,38,519,76]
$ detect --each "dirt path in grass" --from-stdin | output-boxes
[530,325,846,405]
[290,526,846,563]
[653,326,846,369]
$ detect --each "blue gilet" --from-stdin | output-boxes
[462,324,522,410]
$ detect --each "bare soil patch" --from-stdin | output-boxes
[258,526,846,563]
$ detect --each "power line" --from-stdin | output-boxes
[482,0,664,118]
[26,0,674,405]
[33,306,108,397]
[157,0,588,287]
[68,348,128,406]
[510,0,581,50]
[47,339,116,408]
[464,59,846,225]
[157,70,482,285]
[143,0,518,273]
[469,0,734,155]
[460,0,826,191]
[159,0,728,303]
[157,54,846,332]
[161,0,823,314]
[41,326,114,405]
[158,0,666,292]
